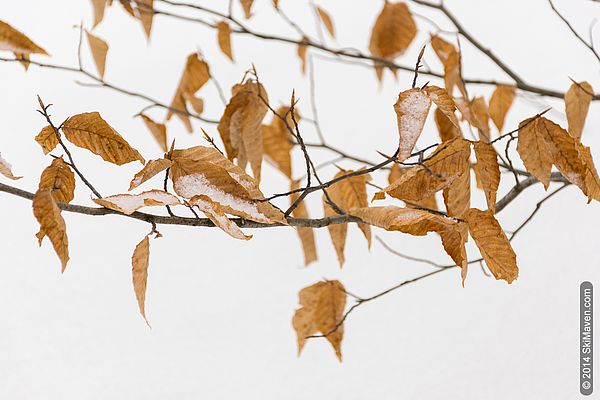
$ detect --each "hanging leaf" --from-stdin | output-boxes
[430,34,463,96]
[134,0,154,39]
[32,188,69,272]
[139,114,167,153]
[316,6,336,38]
[129,158,173,190]
[387,164,437,210]
[290,180,317,266]
[470,96,491,142]
[434,107,460,142]
[465,208,518,284]
[93,190,180,215]
[0,19,48,55]
[564,81,593,140]
[472,141,500,212]
[132,234,150,324]
[189,194,252,240]
[424,85,460,129]
[216,21,234,61]
[368,2,417,81]
[90,0,107,27]
[38,157,75,204]
[183,93,204,114]
[376,138,471,202]
[34,125,58,154]
[516,116,553,189]
[167,53,211,132]
[262,106,298,178]
[240,0,254,18]
[0,153,22,180]
[442,162,470,218]
[297,37,308,74]
[85,30,108,79]
[394,88,432,162]
[217,80,268,181]
[292,280,346,361]
[489,84,516,132]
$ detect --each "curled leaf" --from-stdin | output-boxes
[216,21,234,61]
[93,190,180,215]
[139,114,167,153]
[129,158,173,190]
[395,88,432,162]
[35,125,58,154]
[0,153,22,180]
[32,189,69,272]
[132,234,150,324]
[189,195,251,240]
[472,141,500,211]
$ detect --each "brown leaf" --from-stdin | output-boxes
[424,85,461,129]
[35,125,58,154]
[470,96,491,142]
[262,106,298,178]
[240,0,254,19]
[0,153,22,180]
[134,0,154,39]
[216,21,234,61]
[90,0,106,27]
[387,164,438,210]
[430,35,463,96]
[323,169,371,267]
[93,190,180,215]
[465,208,518,284]
[290,180,317,266]
[297,37,308,74]
[62,112,144,165]
[182,93,204,115]
[516,116,553,189]
[189,195,252,240]
[472,141,500,211]
[376,138,471,202]
[565,81,593,140]
[316,6,336,38]
[38,157,75,204]
[85,30,108,79]
[0,19,48,55]
[442,162,470,218]
[489,84,516,132]
[139,114,167,153]
[129,158,173,190]
[32,188,69,272]
[132,234,150,323]
[217,80,268,181]
[369,2,417,81]
[167,53,211,133]
[292,280,346,361]
[394,88,432,162]
[434,107,460,142]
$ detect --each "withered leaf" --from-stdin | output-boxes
[442,162,470,218]
[139,114,167,153]
[216,21,234,61]
[90,0,106,27]
[489,84,516,132]
[424,85,460,129]
[167,53,211,133]
[565,81,593,140]
[297,37,308,74]
[516,116,553,189]
[32,188,69,272]
[388,163,437,210]
[0,19,48,55]
[132,234,150,324]
[316,6,336,38]
[62,112,145,165]
[376,138,471,203]
[262,106,298,178]
[0,153,22,180]
[39,157,75,204]
[292,280,346,361]
[93,190,180,215]
[35,125,58,154]
[434,107,460,142]
[217,80,268,181]
[395,88,432,162]
[189,194,251,240]
[85,30,108,79]
[472,141,500,212]
[134,0,154,39]
[465,208,518,284]
[290,180,317,266]
[430,35,463,96]
[129,158,173,190]
[471,96,491,142]
[240,0,254,19]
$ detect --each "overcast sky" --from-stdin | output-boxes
[0,0,598,399]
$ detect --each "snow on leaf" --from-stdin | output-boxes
[93,190,180,215]
[395,88,432,162]
[0,153,22,180]
[189,195,251,240]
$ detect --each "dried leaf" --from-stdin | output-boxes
[190,195,252,240]
[129,158,173,190]
[316,6,336,38]
[240,0,254,18]
[292,280,346,361]
[516,116,553,189]
[217,80,268,181]
[290,180,317,266]
[62,112,145,165]
[139,114,167,152]
[216,21,234,61]
[489,84,516,132]
[90,0,106,27]
[167,53,211,133]
[434,107,460,142]
[134,0,154,39]
[297,37,308,74]
[394,88,432,162]
[0,153,22,180]
[132,234,150,323]
[565,81,593,140]
[369,2,417,69]
[32,188,69,272]
[93,190,180,215]
[442,163,470,218]
[0,19,48,55]
[34,125,58,154]
[376,138,471,202]
[262,106,297,178]
[465,208,518,284]
[472,141,500,211]
[387,164,437,210]
[430,35,462,96]
[85,30,108,79]
[424,85,460,129]
[39,157,75,204]
[471,96,491,142]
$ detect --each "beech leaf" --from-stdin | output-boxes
[395,88,432,162]
[0,19,48,55]
[565,81,593,140]
[290,180,317,266]
[316,7,336,38]
[129,158,173,191]
[32,188,69,272]
[93,190,180,215]
[85,30,108,79]
[189,195,252,240]
[0,153,22,180]
[34,125,58,155]
[472,141,500,212]
[132,234,150,324]
[216,21,234,61]
[489,84,516,132]
[139,114,167,153]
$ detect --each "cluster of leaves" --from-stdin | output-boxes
[0,0,597,361]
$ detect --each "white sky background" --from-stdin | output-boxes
[0,0,599,398]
